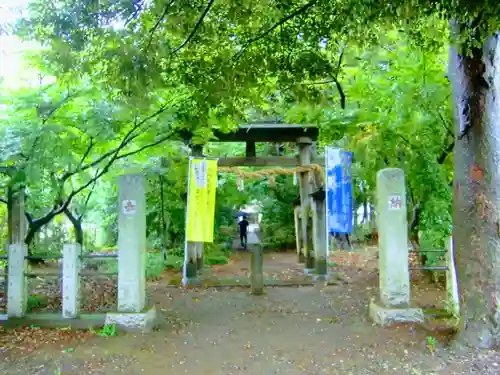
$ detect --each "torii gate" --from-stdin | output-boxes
[182,123,329,286]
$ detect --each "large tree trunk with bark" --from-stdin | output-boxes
[449,32,500,349]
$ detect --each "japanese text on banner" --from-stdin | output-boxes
[186,158,218,242]
[325,147,353,234]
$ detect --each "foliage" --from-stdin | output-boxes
[247,174,297,249]
[89,323,118,337]
[26,294,49,312]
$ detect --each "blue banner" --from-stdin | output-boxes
[325,147,353,234]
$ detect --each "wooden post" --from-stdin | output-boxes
[294,206,304,263]
[311,191,328,280]
[183,144,206,285]
[192,145,205,273]
[298,137,315,273]
[246,141,256,157]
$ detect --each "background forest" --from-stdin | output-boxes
[0,16,453,276]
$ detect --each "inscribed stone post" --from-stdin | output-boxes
[376,168,409,307]
[62,243,81,319]
[369,168,423,326]
[298,137,315,272]
[7,244,27,317]
[118,174,146,313]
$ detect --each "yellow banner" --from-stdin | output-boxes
[186,158,217,242]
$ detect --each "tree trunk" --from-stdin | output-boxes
[64,208,84,245]
[25,213,57,256]
[449,32,500,348]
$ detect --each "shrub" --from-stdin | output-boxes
[27,294,49,312]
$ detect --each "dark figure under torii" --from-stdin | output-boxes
[238,218,249,249]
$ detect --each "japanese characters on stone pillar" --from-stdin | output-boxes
[376,168,409,306]
[369,168,423,325]
[118,174,146,313]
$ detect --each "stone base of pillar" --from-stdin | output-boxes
[369,300,424,326]
[105,306,157,332]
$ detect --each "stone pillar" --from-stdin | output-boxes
[7,243,27,317]
[250,245,264,295]
[248,228,263,295]
[117,174,146,313]
[445,236,460,317]
[369,168,423,325]
[311,193,328,280]
[62,243,81,319]
[298,137,315,273]
[294,206,304,263]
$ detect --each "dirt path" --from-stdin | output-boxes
[1,250,499,375]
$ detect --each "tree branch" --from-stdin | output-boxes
[235,0,318,58]
[172,0,216,54]
[60,103,171,182]
[333,45,346,109]
[145,0,176,50]
[115,131,174,160]
[437,139,455,164]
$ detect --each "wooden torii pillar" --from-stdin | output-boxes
[297,137,315,273]
[183,144,205,285]
[293,197,304,263]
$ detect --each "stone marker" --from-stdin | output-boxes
[62,243,81,319]
[117,174,146,313]
[248,227,264,295]
[369,168,423,326]
[7,244,27,317]
[108,174,157,331]
[250,245,264,295]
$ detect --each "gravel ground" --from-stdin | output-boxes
[1,250,500,374]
